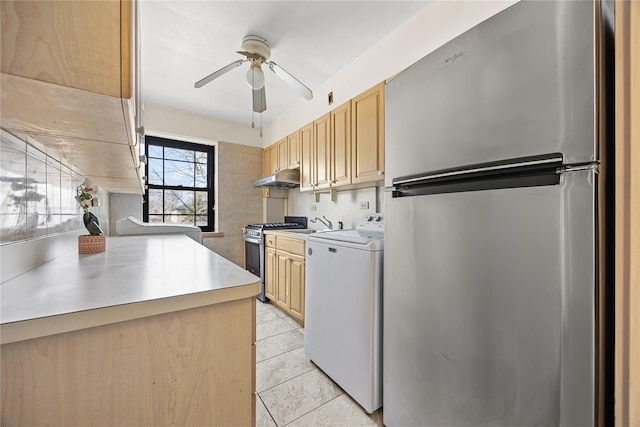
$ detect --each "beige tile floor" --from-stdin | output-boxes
[256,300,384,427]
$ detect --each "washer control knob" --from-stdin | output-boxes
[374,216,382,222]
[366,216,373,221]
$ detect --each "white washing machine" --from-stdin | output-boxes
[305,213,384,414]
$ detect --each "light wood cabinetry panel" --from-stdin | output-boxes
[331,100,352,187]
[265,247,277,300]
[300,122,314,191]
[265,235,306,326]
[288,131,301,169]
[1,298,256,426]
[287,253,306,324]
[0,0,142,194]
[277,137,288,171]
[615,1,640,425]
[1,1,127,98]
[314,113,331,190]
[276,252,289,310]
[263,147,271,175]
[269,144,279,173]
[352,82,385,184]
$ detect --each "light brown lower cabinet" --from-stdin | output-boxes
[0,298,256,427]
[265,235,306,326]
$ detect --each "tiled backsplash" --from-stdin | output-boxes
[0,130,107,245]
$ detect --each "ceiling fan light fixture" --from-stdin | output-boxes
[246,63,265,90]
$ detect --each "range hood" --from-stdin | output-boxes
[254,169,300,189]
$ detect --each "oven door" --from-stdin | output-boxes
[244,236,267,302]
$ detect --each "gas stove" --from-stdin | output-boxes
[243,222,304,240]
[243,217,307,240]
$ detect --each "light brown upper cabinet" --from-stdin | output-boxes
[277,137,288,171]
[299,122,314,191]
[351,82,385,184]
[265,143,278,173]
[0,0,143,194]
[330,100,352,187]
[313,113,332,190]
[287,131,301,169]
[263,146,272,176]
[1,0,131,98]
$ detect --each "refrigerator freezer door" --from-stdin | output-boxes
[383,170,595,426]
[384,0,596,189]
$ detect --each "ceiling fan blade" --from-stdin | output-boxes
[253,87,266,113]
[267,62,313,100]
[194,59,245,88]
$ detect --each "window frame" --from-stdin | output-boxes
[143,136,215,232]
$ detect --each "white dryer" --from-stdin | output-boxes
[305,213,384,414]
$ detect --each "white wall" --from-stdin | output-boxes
[263,0,518,145]
[144,102,263,147]
[288,187,380,230]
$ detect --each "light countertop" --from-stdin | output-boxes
[0,234,260,344]
[264,230,314,240]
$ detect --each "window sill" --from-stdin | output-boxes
[202,231,224,238]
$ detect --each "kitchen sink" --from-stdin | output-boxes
[286,229,330,234]
[286,229,319,234]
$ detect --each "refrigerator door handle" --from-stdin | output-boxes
[389,153,566,198]
[557,161,599,174]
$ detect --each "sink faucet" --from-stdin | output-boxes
[310,215,333,229]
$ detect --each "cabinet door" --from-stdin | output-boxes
[287,131,300,169]
[352,82,385,184]
[314,113,331,189]
[275,252,289,310]
[277,138,288,171]
[269,144,279,173]
[331,100,352,187]
[288,254,305,325]
[263,147,271,175]
[265,247,277,300]
[1,0,127,98]
[299,123,314,191]
[264,144,278,174]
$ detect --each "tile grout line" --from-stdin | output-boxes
[256,361,318,395]
[255,335,307,364]
[256,326,303,345]
[257,394,279,427]
[280,393,346,427]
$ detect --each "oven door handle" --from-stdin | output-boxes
[243,235,262,245]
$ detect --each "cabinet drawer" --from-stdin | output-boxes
[265,235,276,248]
[276,237,305,255]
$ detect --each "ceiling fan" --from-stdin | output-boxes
[194,35,313,114]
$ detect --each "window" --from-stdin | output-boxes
[144,136,214,232]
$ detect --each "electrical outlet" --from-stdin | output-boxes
[311,205,317,211]
[360,201,369,209]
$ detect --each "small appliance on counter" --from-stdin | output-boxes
[243,216,307,302]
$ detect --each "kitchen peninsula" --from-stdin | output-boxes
[1,234,259,426]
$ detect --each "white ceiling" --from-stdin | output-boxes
[140,1,430,128]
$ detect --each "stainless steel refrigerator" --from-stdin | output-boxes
[383,1,613,426]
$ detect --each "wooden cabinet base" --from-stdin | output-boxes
[1,298,256,426]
